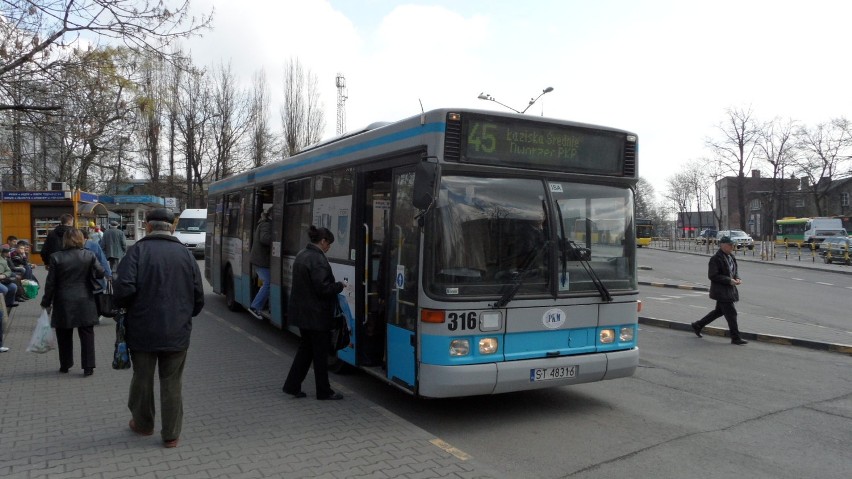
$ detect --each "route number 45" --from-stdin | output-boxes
[468,122,496,153]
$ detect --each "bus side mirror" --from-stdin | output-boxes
[412,160,438,210]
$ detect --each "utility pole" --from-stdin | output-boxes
[336,73,347,135]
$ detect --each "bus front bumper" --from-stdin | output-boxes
[417,348,639,398]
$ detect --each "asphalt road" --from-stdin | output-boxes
[324,317,852,479]
[198,258,851,479]
[637,248,852,343]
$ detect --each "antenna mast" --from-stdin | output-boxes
[335,73,347,135]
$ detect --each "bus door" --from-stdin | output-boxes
[359,170,392,369]
[384,169,420,390]
[206,195,221,291]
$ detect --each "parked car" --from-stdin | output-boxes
[696,228,718,245]
[818,236,847,255]
[821,237,852,265]
[717,229,755,250]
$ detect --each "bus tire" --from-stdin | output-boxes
[224,267,242,312]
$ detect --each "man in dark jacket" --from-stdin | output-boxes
[100,221,127,270]
[248,208,272,318]
[691,236,748,345]
[40,213,73,267]
[115,208,204,448]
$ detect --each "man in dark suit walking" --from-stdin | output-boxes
[691,236,748,345]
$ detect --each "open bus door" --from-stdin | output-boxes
[358,165,419,392]
[384,169,420,390]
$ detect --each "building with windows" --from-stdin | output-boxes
[715,171,851,240]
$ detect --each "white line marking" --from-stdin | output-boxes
[816,282,833,286]
[791,278,804,281]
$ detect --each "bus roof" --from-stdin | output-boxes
[208,108,637,196]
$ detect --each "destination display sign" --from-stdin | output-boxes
[460,115,631,176]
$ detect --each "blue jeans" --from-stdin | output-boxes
[0,282,17,307]
[250,266,270,311]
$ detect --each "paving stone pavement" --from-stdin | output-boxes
[0,270,502,479]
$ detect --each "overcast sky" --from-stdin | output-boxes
[185,0,852,198]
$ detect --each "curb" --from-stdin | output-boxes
[639,280,709,292]
[639,316,852,356]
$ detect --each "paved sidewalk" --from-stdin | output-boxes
[0,269,500,479]
[638,245,852,355]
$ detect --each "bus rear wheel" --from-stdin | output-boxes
[224,268,242,312]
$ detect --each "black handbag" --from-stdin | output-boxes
[95,279,118,318]
[330,302,351,351]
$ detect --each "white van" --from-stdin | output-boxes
[803,217,847,245]
[173,209,207,257]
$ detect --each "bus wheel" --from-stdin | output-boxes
[224,268,242,312]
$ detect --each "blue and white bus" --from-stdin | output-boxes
[205,108,640,398]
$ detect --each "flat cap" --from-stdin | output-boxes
[718,236,733,244]
[146,208,175,223]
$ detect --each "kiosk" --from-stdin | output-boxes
[0,189,109,265]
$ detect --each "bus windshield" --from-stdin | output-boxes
[426,176,635,297]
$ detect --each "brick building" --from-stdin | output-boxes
[715,170,852,240]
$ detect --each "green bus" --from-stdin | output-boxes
[775,217,808,246]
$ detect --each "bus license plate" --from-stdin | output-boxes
[530,366,578,382]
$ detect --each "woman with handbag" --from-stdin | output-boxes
[282,226,348,400]
[41,228,105,376]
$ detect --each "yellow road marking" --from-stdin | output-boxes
[430,438,471,461]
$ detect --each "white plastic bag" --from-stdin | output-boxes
[26,309,57,354]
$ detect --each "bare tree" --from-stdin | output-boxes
[757,117,797,230]
[280,57,325,157]
[0,0,212,112]
[793,117,852,215]
[249,68,276,168]
[210,61,252,181]
[134,52,169,185]
[175,66,216,208]
[16,46,137,191]
[706,107,762,229]
[665,172,693,237]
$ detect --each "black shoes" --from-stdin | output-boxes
[59,367,69,373]
[691,322,703,338]
[731,338,748,345]
[282,386,307,398]
[84,368,94,376]
[317,393,344,401]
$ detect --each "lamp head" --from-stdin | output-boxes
[543,86,554,93]
[477,93,490,100]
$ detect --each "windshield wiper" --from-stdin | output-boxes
[492,241,550,309]
[564,239,612,302]
[554,204,611,302]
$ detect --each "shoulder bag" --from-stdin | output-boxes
[330,296,351,351]
[96,279,118,318]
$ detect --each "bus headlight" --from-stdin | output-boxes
[478,338,498,354]
[620,327,635,342]
[599,329,615,344]
[450,339,470,356]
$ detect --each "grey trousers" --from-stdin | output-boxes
[128,350,188,441]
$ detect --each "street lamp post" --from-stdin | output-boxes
[477,87,554,114]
